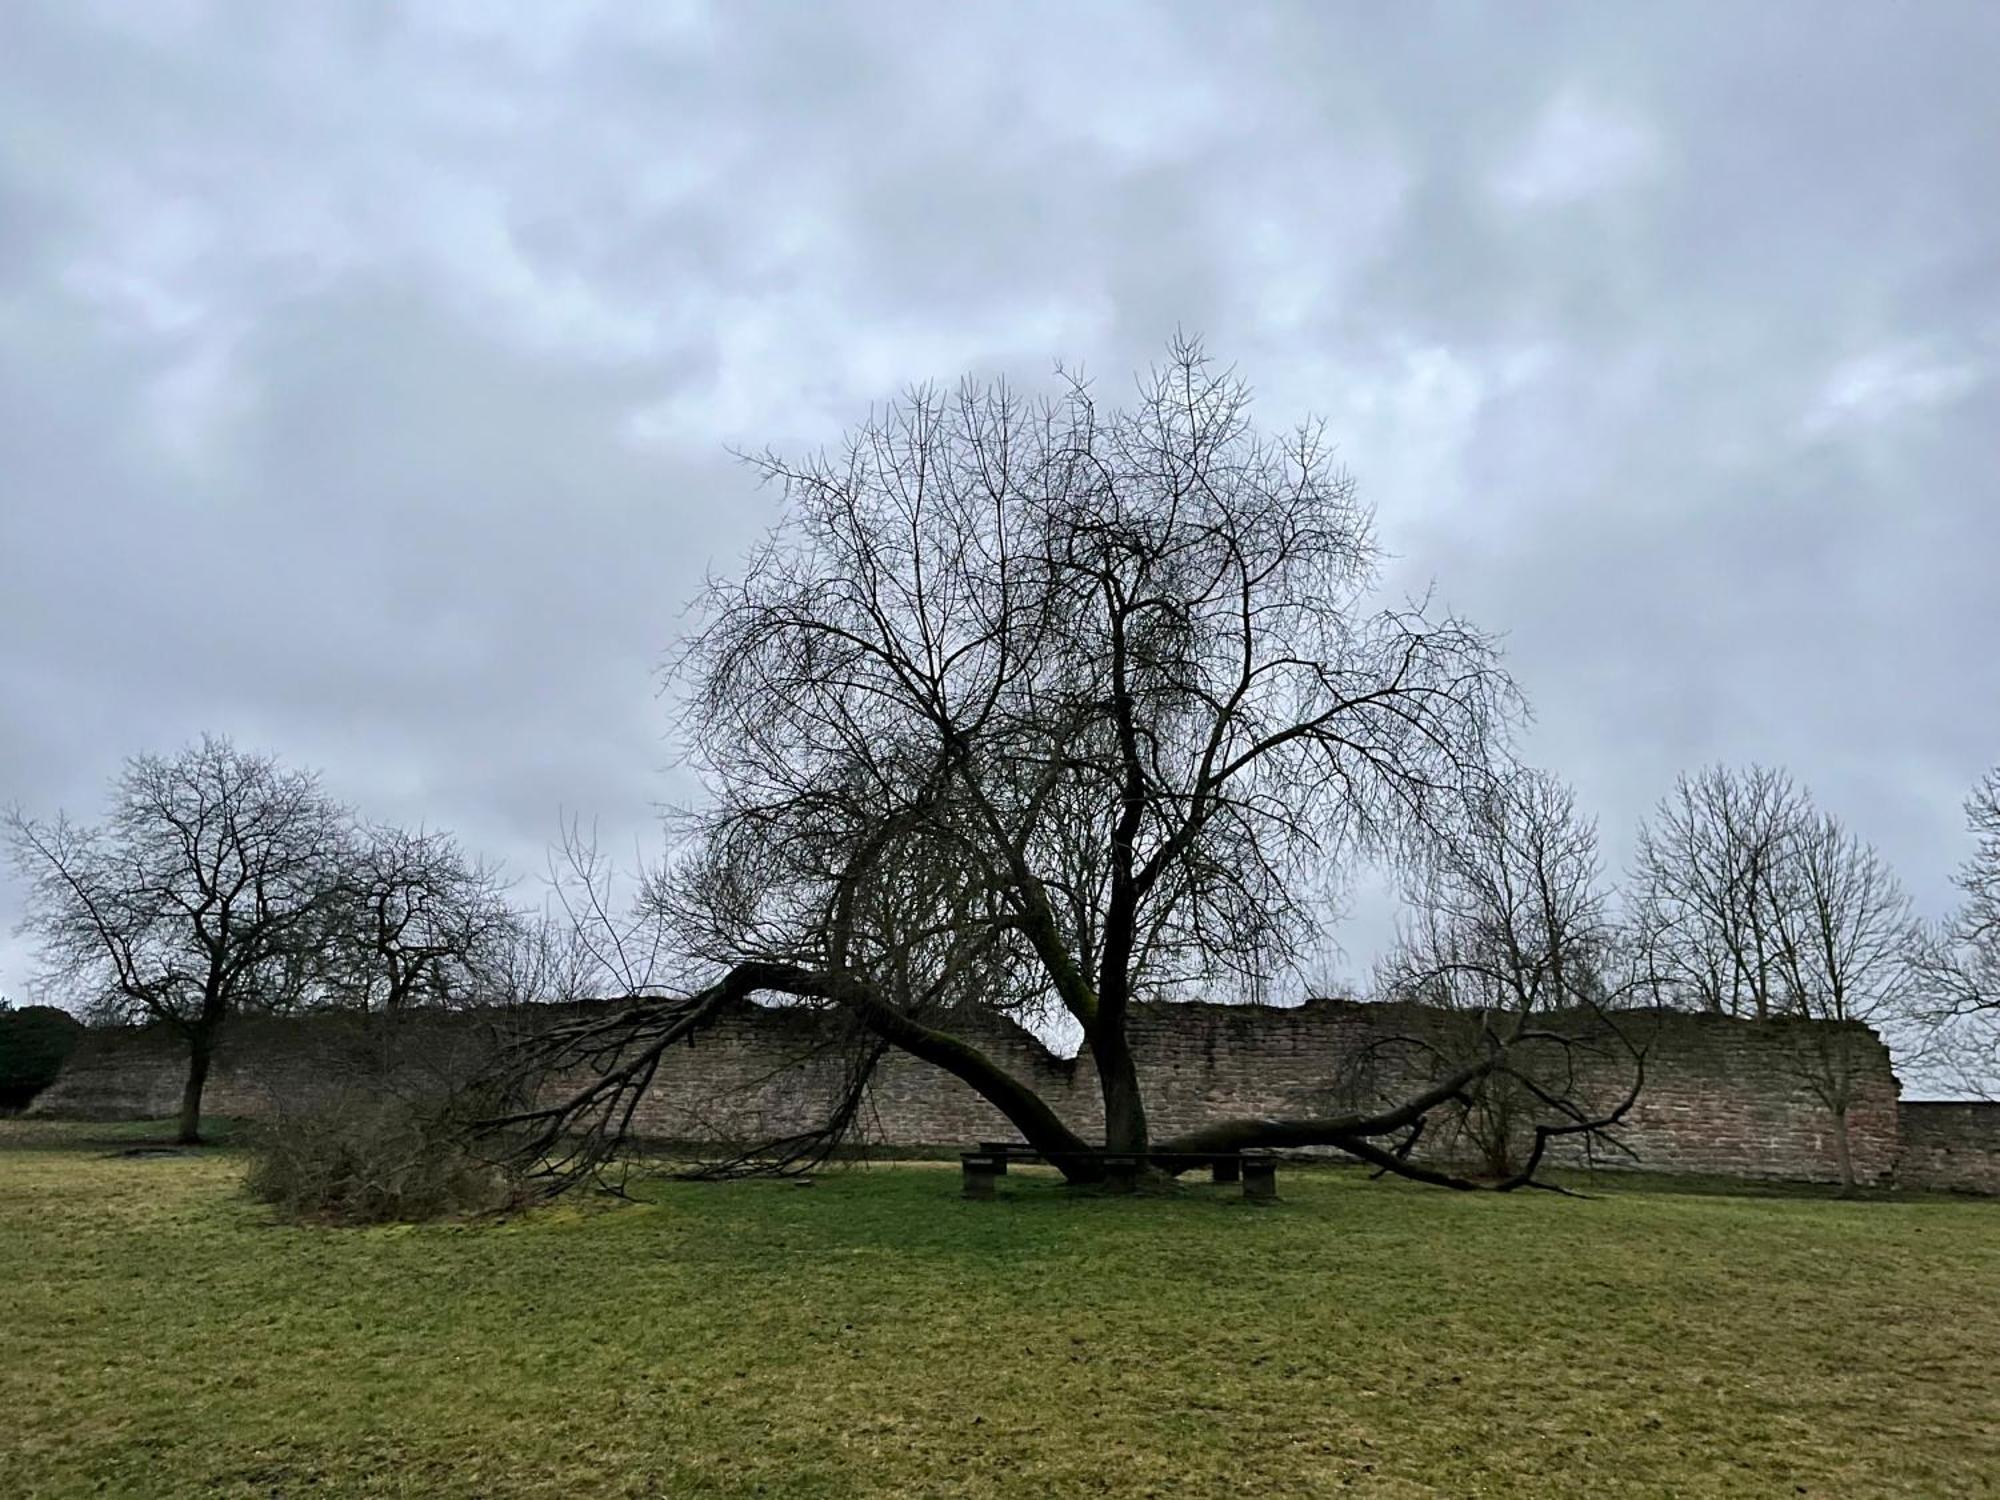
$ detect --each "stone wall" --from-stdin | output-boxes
[26,1010,509,1122]
[31,998,1947,1189]
[1574,1011,1904,1185]
[1898,1102,2000,1194]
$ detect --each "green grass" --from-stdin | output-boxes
[3,1120,1997,1497]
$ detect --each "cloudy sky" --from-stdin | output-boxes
[2,3,1995,1022]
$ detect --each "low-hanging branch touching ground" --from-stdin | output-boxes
[493,341,1643,1189]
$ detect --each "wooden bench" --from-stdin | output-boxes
[961,1143,1277,1201]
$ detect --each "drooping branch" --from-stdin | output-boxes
[1156,1052,1505,1157]
[489,960,1095,1187]
[1155,1018,1646,1192]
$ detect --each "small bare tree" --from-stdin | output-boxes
[489,904,602,1009]
[1960,769,2000,991]
[327,824,519,1013]
[1635,766,1923,1190]
[496,340,1629,1191]
[1912,767,2000,1097]
[5,736,350,1143]
[1633,766,1810,1019]
[1374,770,1643,1183]
[1767,812,1922,1193]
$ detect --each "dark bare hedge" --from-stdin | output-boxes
[0,1003,84,1111]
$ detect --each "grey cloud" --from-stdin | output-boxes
[2,2,1996,1010]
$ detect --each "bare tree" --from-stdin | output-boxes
[488,904,601,1009]
[327,824,519,1013]
[1635,766,1923,1189]
[1633,766,1811,1018]
[4,736,350,1143]
[1372,770,1643,1182]
[1768,811,1922,1193]
[498,341,1628,1190]
[545,815,680,1003]
[1960,769,2000,990]
[1911,767,2000,1097]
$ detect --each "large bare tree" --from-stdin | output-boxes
[5,736,351,1142]
[503,341,1635,1188]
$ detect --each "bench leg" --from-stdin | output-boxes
[1242,1161,1277,1202]
[962,1162,1000,1200]
[1211,1157,1241,1185]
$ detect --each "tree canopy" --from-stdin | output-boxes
[6,737,531,1142]
[506,341,1638,1187]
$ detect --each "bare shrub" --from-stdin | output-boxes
[246,1086,522,1224]
[246,1011,534,1223]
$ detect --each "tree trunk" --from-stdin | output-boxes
[1831,1105,1856,1197]
[787,964,1100,1175]
[177,1027,215,1145]
[1090,1027,1149,1155]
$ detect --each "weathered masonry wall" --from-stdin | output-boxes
[1898,1102,2000,1195]
[1573,1011,1904,1186]
[33,998,1979,1191]
[27,1011,506,1125]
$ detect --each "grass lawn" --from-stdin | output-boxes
[2,1119,1996,1497]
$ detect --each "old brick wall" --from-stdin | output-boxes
[1557,1011,1903,1186]
[1898,1102,2000,1194]
[1116,1001,1905,1186]
[30,998,1922,1189]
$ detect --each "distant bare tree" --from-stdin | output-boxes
[1767,811,1922,1192]
[489,905,601,1009]
[1635,766,1924,1190]
[495,340,1629,1191]
[1912,767,2000,1097]
[4,736,350,1142]
[1960,769,2000,989]
[544,815,679,1003]
[1633,766,1811,1018]
[1374,770,1643,1182]
[328,824,518,1012]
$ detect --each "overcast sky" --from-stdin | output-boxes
[2,3,1995,1018]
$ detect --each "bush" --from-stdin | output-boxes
[0,1003,85,1111]
[245,1089,523,1224]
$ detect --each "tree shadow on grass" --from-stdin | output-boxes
[1547,1166,1931,1204]
[0,1115,250,1152]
